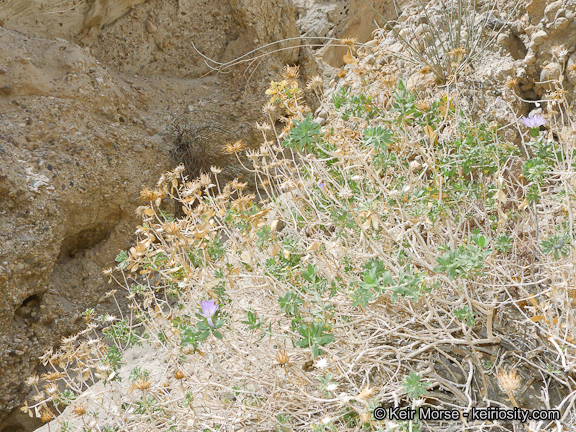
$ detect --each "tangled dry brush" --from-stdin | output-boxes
[26,13,576,432]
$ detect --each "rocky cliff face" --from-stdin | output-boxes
[0,28,172,432]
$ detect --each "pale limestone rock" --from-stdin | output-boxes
[406,71,438,92]
[552,17,569,30]
[531,30,549,45]
[544,0,563,22]
[540,61,562,83]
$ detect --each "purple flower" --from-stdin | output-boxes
[200,299,218,328]
[520,114,546,128]
[318,183,326,190]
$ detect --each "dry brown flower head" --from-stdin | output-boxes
[139,187,165,202]
[448,46,467,61]
[199,173,211,186]
[496,367,521,394]
[232,195,253,212]
[276,351,290,366]
[72,404,87,417]
[282,65,300,80]
[41,371,63,382]
[25,375,39,386]
[224,140,246,154]
[381,76,397,88]
[341,37,357,48]
[45,383,58,396]
[507,78,522,91]
[231,179,248,191]
[415,101,431,112]
[40,408,54,423]
[262,102,278,115]
[419,65,432,74]
[134,378,152,390]
[306,75,323,90]
[255,122,272,131]
[356,385,377,400]
[163,221,181,237]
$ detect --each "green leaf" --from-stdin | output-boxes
[402,371,430,399]
[283,114,322,152]
[362,126,393,150]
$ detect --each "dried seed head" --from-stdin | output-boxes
[25,375,40,387]
[40,408,54,423]
[255,121,272,131]
[224,140,246,154]
[199,173,211,186]
[419,65,432,74]
[276,351,290,366]
[134,378,152,390]
[41,372,63,382]
[139,187,157,202]
[505,77,520,88]
[341,37,358,48]
[262,102,278,115]
[448,46,467,60]
[414,101,431,111]
[282,65,300,80]
[72,404,87,417]
[356,386,377,400]
[496,367,521,394]
[306,75,323,90]
[45,384,58,396]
